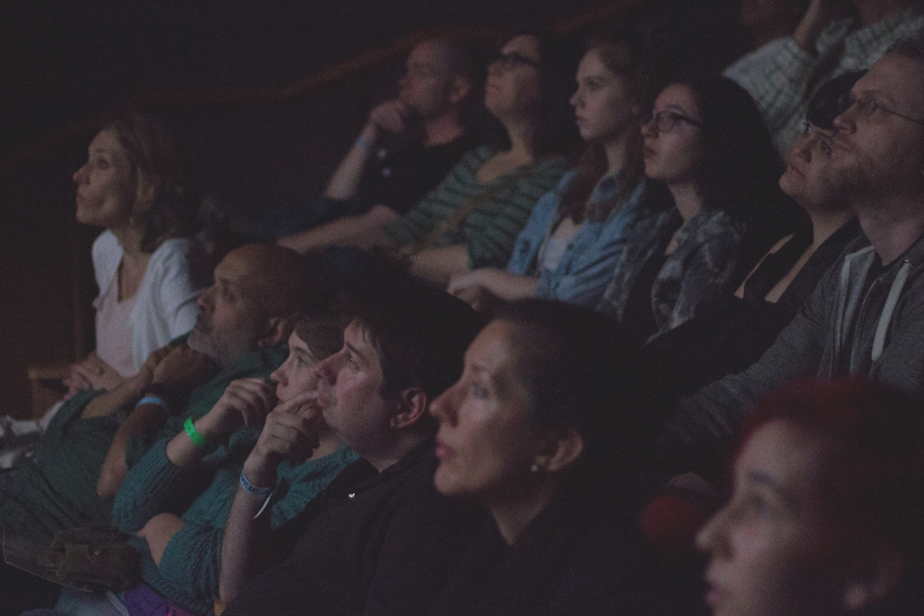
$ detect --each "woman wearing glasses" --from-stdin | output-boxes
[597,75,792,344]
[447,28,651,311]
[280,31,573,286]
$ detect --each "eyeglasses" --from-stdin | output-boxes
[643,110,703,133]
[839,94,924,126]
[489,51,539,72]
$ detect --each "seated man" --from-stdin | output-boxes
[109,311,356,616]
[660,38,924,477]
[277,38,481,249]
[219,280,486,616]
[0,243,322,611]
[725,0,924,158]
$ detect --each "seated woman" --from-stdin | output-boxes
[65,113,210,396]
[638,71,862,398]
[596,75,794,345]
[106,311,356,616]
[428,299,697,615]
[276,31,574,285]
[447,28,649,311]
[697,378,924,616]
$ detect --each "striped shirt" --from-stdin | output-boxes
[383,146,570,269]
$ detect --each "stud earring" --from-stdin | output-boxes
[530,464,540,474]
[390,417,399,429]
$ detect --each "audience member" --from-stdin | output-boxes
[448,28,650,311]
[65,113,210,396]
[597,75,791,344]
[697,378,924,616]
[1,244,321,612]
[220,281,485,615]
[108,312,355,616]
[276,38,481,245]
[427,299,696,615]
[278,30,574,285]
[639,71,862,398]
[725,0,924,157]
[661,38,924,475]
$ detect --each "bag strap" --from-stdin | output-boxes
[407,163,534,255]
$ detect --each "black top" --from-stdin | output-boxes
[224,442,487,616]
[358,131,479,215]
[428,489,705,616]
[639,219,860,398]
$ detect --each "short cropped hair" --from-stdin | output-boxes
[352,278,484,401]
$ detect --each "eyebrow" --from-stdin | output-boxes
[344,340,367,364]
[746,470,799,510]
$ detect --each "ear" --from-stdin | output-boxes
[533,428,585,474]
[389,387,429,429]
[256,316,292,349]
[449,77,473,105]
[135,173,162,212]
[842,544,903,612]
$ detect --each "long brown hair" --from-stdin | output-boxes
[559,27,650,224]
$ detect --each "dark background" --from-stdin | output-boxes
[0,0,743,416]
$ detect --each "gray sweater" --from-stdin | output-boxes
[660,232,924,466]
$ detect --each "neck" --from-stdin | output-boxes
[806,207,856,247]
[364,432,430,473]
[858,0,910,26]
[855,192,924,263]
[110,223,146,258]
[312,428,342,460]
[602,134,630,176]
[489,478,560,545]
[668,182,704,223]
[502,115,537,162]
[422,113,465,147]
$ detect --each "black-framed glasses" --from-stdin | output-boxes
[489,51,539,72]
[643,110,703,133]
[839,94,924,126]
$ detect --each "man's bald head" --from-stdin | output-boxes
[188,244,325,367]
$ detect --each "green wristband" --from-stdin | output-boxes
[184,417,215,451]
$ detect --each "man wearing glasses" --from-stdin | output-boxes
[661,38,924,474]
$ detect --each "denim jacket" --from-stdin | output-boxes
[507,170,647,308]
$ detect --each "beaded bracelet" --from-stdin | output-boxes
[355,134,373,153]
[137,395,168,410]
[239,471,275,498]
[184,417,215,452]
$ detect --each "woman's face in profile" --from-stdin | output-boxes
[642,83,704,186]
[484,34,541,121]
[696,419,844,616]
[778,123,842,211]
[570,47,638,146]
[73,129,136,229]
[430,320,544,505]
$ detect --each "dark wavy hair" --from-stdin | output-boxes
[559,26,651,224]
[484,29,580,158]
[100,113,200,253]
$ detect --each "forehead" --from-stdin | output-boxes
[577,48,611,77]
[656,83,698,114]
[501,34,540,60]
[287,330,309,351]
[214,250,257,289]
[736,420,826,501]
[89,129,123,154]
[856,53,924,113]
[408,41,447,68]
